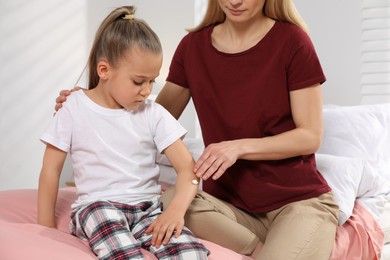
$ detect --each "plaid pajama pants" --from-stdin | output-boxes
[70,198,209,260]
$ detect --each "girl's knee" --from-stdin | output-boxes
[152,228,209,259]
[153,241,209,259]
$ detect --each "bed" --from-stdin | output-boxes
[1,103,389,259]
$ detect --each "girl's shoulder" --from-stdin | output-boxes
[139,99,168,116]
[59,90,83,110]
[144,99,174,116]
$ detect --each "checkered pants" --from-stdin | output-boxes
[70,198,209,260]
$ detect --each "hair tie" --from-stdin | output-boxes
[122,14,135,20]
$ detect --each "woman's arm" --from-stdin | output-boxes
[239,83,323,159]
[38,144,67,227]
[145,139,198,247]
[194,84,323,180]
[155,82,191,120]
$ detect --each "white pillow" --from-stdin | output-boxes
[318,103,390,182]
[316,153,364,225]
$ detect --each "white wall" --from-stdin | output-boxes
[0,0,382,190]
[0,0,89,190]
[294,0,364,106]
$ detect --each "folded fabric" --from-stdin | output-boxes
[316,153,390,225]
[316,154,364,225]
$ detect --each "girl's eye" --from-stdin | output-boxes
[133,80,156,86]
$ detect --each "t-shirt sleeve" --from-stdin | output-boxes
[166,34,190,89]
[287,30,326,91]
[40,105,73,152]
[150,102,187,153]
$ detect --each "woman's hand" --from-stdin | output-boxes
[145,208,184,248]
[194,140,239,181]
[55,87,82,111]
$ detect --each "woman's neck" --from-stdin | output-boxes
[212,16,275,53]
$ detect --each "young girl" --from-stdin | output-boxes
[38,6,209,260]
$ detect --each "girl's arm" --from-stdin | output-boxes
[146,139,198,247]
[38,144,67,227]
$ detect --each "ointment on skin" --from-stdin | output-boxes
[191,178,200,185]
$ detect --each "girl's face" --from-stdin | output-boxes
[218,0,265,22]
[106,48,162,110]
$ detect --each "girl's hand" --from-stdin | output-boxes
[194,140,239,181]
[145,209,184,248]
[55,87,82,111]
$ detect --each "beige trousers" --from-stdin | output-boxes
[162,189,339,260]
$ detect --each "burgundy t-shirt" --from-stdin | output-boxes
[166,21,330,213]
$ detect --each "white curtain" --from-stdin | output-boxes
[361,0,390,104]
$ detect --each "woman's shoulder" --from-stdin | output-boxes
[272,21,313,47]
[181,25,213,44]
[274,21,307,37]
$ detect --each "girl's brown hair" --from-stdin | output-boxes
[189,0,308,33]
[87,6,162,89]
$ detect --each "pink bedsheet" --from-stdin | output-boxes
[0,188,251,260]
[0,188,383,259]
[331,201,384,260]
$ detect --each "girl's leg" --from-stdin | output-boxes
[131,198,209,259]
[70,201,144,260]
[150,227,209,260]
[255,192,339,260]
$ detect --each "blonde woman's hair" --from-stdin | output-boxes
[189,0,308,33]
[87,6,162,89]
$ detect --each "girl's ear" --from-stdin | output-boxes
[97,60,110,80]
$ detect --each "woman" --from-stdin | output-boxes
[156,0,339,259]
[56,1,339,259]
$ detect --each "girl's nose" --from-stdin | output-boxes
[141,83,152,97]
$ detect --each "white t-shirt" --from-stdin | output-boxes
[40,91,186,208]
